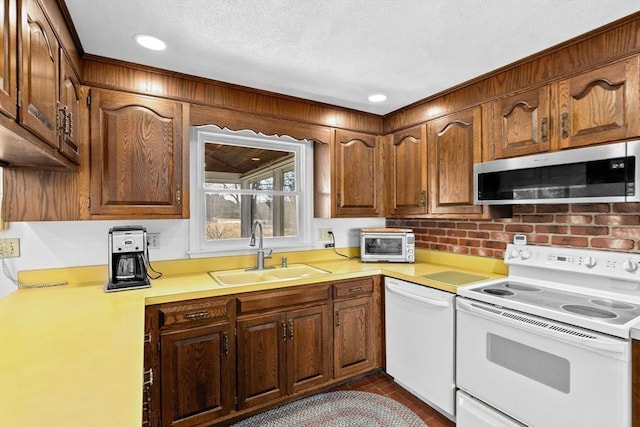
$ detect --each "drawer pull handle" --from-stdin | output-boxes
[143,368,153,386]
[183,310,209,320]
[348,286,363,293]
[561,112,569,139]
[336,312,341,327]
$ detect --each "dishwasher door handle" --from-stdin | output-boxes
[385,282,450,308]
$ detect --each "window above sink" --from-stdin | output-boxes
[189,125,314,257]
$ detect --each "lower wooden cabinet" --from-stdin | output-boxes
[145,296,236,427]
[333,277,378,379]
[144,277,381,427]
[237,304,331,409]
[160,323,234,426]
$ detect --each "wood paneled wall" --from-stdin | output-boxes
[82,56,382,137]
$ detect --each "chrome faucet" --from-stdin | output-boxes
[247,220,273,270]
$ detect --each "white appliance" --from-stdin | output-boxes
[384,277,455,418]
[457,390,526,427]
[360,228,415,263]
[456,244,640,427]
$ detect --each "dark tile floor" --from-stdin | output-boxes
[330,371,455,427]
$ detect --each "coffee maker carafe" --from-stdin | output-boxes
[105,226,151,292]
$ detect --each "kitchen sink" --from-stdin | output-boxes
[209,264,331,287]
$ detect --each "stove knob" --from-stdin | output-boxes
[520,250,532,260]
[508,248,520,259]
[623,259,638,272]
[584,256,597,268]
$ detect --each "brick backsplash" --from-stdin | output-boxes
[386,203,640,259]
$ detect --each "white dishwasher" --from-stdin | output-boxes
[384,277,456,418]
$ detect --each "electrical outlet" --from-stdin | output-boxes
[318,228,332,241]
[148,233,160,248]
[0,238,20,258]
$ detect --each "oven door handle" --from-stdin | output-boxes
[385,282,450,308]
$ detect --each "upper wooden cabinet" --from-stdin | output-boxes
[58,49,81,163]
[485,86,551,160]
[557,57,640,150]
[334,129,382,217]
[88,89,188,218]
[427,106,483,216]
[313,129,382,218]
[0,0,17,119]
[386,124,428,216]
[20,0,59,146]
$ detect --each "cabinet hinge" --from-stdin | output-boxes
[234,327,237,336]
[87,198,91,209]
[144,332,152,345]
[86,93,91,106]
[17,90,21,108]
[157,339,161,354]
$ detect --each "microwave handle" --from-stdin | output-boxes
[385,282,449,308]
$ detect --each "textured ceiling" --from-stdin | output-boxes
[63,0,640,115]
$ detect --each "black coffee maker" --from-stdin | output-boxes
[105,226,151,292]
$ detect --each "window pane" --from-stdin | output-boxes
[282,195,298,236]
[205,193,241,240]
[250,177,273,191]
[283,169,295,192]
[205,193,299,240]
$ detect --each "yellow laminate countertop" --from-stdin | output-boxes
[0,249,505,426]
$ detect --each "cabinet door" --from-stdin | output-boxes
[237,312,287,409]
[334,129,381,217]
[428,106,483,216]
[160,322,234,427]
[0,0,16,119]
[388,125,428,216]
[557,57,640,149]
[58,50,80,164]
[20,0,59,146]
[334,296,375,379]
[89,89,186,217]
[488,86,551,159]
[287,305,331,394]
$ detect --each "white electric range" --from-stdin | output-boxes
[456,243,640,427]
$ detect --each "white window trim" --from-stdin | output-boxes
[188,125,313,258]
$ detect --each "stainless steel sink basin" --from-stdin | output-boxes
[209,264,331,287]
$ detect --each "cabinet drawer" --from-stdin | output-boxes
[237,284,331,314]
[159,297,234,327]
[333,278,374,299]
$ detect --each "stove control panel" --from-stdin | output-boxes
[505,244,640,281]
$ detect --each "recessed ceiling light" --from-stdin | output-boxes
[251,157,261,161]
[134,34,166,51]
[368,94,387,103]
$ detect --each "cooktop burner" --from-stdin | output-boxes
[470,281,640,325]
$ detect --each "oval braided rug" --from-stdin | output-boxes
[231,390,426,427]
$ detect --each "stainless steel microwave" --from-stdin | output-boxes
[474,140,640,205]
[360,228,415,263]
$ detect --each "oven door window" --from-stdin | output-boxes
[364,237,402,255]
[487,333,570,393]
